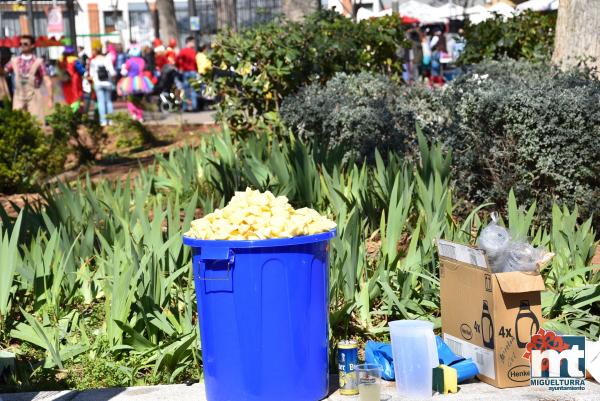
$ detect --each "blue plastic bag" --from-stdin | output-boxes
[364,337,479,383]
[435,336,479,383]
[365,341,395,380]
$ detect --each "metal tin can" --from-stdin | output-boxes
[338,340,359,395]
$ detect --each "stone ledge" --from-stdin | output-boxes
[1,377,598,401]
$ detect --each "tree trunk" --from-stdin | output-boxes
[281,0,318,22]
[156,0,179,44]
[144,0,160,40]
[216,0,237,32]
[552,0,600,73]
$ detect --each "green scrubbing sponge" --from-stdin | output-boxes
[432,365,458,394]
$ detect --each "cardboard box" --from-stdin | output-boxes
[437,239,545,388]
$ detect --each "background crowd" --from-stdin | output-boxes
[0,34,212,125]
[0,23,468,129]
[402,25,465,86]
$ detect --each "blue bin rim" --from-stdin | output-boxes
[183,228,336,249]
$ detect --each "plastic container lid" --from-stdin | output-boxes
[182,229,336,249]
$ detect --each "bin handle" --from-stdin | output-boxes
[200,247,234,262]
[198,247,234,281]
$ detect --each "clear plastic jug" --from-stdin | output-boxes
[389,320,438,398]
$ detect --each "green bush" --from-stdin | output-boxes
[459,10,556,65]
[281,72,408,163]
[208,10,409,135]
[0,108,65,193]
[440,60,600,224]
[281,71,450,164]
[282,61,600,227]
[106,112,157,149]
[46,104,104,163]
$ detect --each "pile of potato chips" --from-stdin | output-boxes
[185,188,336,240]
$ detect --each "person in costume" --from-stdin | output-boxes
[106,42,117,66]
[1,35,54,122]
[154,38,168,72]
[58,46,85,111]
[117,45,154,122]
[165,38,178,66]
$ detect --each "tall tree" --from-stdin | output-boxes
[552,0,600,72]
[282,0,319,21]
[156,0,179,43]
[217,0,237,32]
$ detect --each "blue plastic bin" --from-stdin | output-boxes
[183,229,336,401]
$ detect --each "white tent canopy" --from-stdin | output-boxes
[487,3,515,17]
[466,5,489,15]
[398,0,445,24]
[463,3,517,24]
[346,0,526,25]
[358,2,467,24]
[516,0,560,12]
[372,8,393,18]
[435,2,464,20]
[466,5,493,24]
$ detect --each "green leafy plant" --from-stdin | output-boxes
[0,212,22,336]
[439,59,600,227]
[106,112,157,149]
[281,72,453,166]
[459,10,556,65]
[281,72,408,164]
[46,104,103,163]
[207,10,409,136]
[0,108,64,193]
[0,127,598,393]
